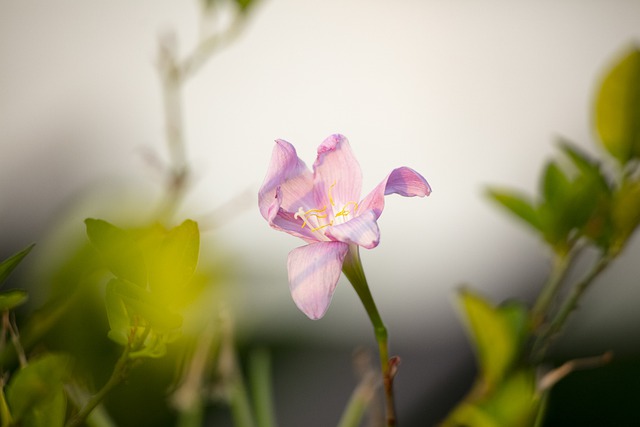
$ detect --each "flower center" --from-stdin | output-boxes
[294,183,359,233]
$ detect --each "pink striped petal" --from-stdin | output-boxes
[325,210,380,249]
[259,139,315,220]
[312,134,362,208]
[359,167,432,219]
[287,241,349,320]
[266,187,317,241]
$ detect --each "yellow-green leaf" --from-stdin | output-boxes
[85,219,147,286]
[0,289,28,312]
[595,46,640,164]
[0,244,34,286]
[458,290,527,392]
[148,220,199,302]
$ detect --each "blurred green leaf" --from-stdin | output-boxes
[6,354,70,424]
[595,46,640,164]
[105,279,131,346]
[21,388,66,427]
[109,278,182,333]
[0,244,34,286]
[542,161,570,212]
[486,190,541,232]
[611,178,640,253]
[0,289,28,312]
[85,219,147,286]
[443,368,539,427]
[234,0,256,13]
[148,220,200,302]
[458,290,528,392]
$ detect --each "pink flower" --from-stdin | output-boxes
[259,134,431,320]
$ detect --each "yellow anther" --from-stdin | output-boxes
[335,201,359,218]
[328,182,337,206]
[311,221,333,232]
[295,206,328,229]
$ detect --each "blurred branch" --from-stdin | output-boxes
[154,4,251,223]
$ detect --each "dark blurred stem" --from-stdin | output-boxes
[65,344,131,427]
[531,251,574,330]
[157,37,189,223]
[3,312,27,368]
[343,246,397,427]
[155,13,248,223]
[533,254,612,361]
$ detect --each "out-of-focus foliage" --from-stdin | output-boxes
[447,45,640,427]
[488,141,613,255]
[86,219,200,359]
[442,291,539,427]
[0,245,33,312]
[595,46,640,164]
[5,353,70,427]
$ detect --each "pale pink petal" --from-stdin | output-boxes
[325,210,380,249]
[359,167,432,219]
[268,187,317,241]
[287,241,349,320]
[312,134,362,208]
[258,140,315,220]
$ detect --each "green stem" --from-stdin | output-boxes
[249,348,277,427]
[342,245,397,427]
[531,251,575,330]
[65,345,132,427]
[337,372,377,427]
[534,254,612,360]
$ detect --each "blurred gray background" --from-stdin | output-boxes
[2,1,640,425]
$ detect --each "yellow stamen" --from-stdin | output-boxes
[328,182,337,206]
[295,183,360,233]
[310,221,333,232]
[295,206,327,228]
[335,201,359,218]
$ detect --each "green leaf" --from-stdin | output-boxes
[457,289,528,392]
[611,178,640,253]
[541,161,570,212]
[234,0,256,13]
[443,368,539,427]
[486,189,541,232]
[85,219,147,286]
[148,220,200,302]
[105,279,131,346]
[0,289,28,312]
[6,354,70,424]
[0,244,34,286]
[595,46,640,164]
[109,278,182,332]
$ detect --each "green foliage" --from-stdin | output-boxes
[488,141,613,254]
[0,244,34,286]
[0,290,28,312]
[5,354,70,427]
[457,290,528,392]
[595,46,640,164]
[85,219,200,357]
[0,245,34,314]
[85,219,147,286]
[443,291,538,427]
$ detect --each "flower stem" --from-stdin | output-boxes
[342,245,397,427]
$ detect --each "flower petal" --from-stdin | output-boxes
[287,241,349,320]
[312,134,362,208]
[266,187,317,241]
[259,139,315,220]
[325,210,380,249]
[359,167,432,219]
